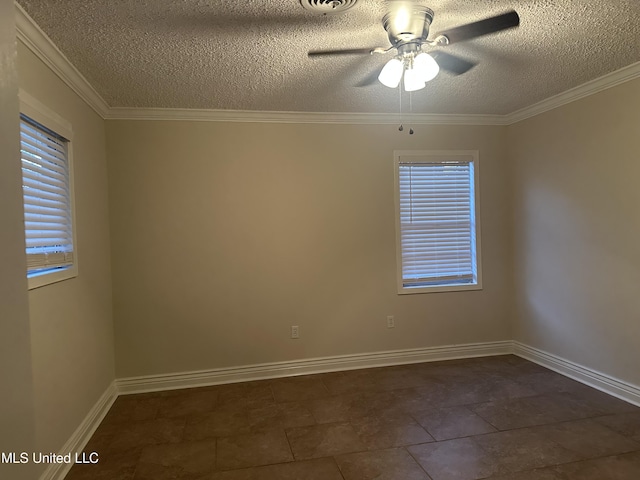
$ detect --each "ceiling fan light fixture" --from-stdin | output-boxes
[414,52,439,82]
[378,58,404,88]
[403,67,426,91]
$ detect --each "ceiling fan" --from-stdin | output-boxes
[308,0,520,92]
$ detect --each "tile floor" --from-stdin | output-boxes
[65,355,640,479]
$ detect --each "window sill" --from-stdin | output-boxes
[398,282,482,295]
[28,266,77,290]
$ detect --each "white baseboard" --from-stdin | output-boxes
[116,341,512,394]
[39,382,118,480]
[512,342,640,407]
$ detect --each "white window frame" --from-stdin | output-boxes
[19,90,78,290]
[394,150,482,294]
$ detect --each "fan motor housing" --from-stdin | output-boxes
[383,5,434,45]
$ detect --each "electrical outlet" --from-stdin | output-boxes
[387,316,395,328]
[291,325,299,339]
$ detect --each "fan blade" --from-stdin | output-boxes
[437,10,520,45]
[308,48,383,57]
[355,68,382,87]
[431,51,477,75]
[149,13,333,32]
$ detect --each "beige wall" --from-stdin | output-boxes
[107,120,513,378]
[509,78,640,386]
[17,41,115,461]
[0,2,37,478]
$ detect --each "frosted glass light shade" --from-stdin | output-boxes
[378,58,403,88]
[414,53,439,82]
[403,67,426,91]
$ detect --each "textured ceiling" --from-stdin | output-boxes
[16,0,640,115]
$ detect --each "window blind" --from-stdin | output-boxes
[398,160,476,287]
[20,114,74,273]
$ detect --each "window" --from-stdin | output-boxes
[19,91,76,289]
[394,150,481,294]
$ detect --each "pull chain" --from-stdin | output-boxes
[398,86,414,135]
[398,83,403,132]
[409,91,414,135]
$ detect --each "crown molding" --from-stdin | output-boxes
[14,2,110,118]
[105,107,508,125]
[14,1,640,126]
[504,61,640,125]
